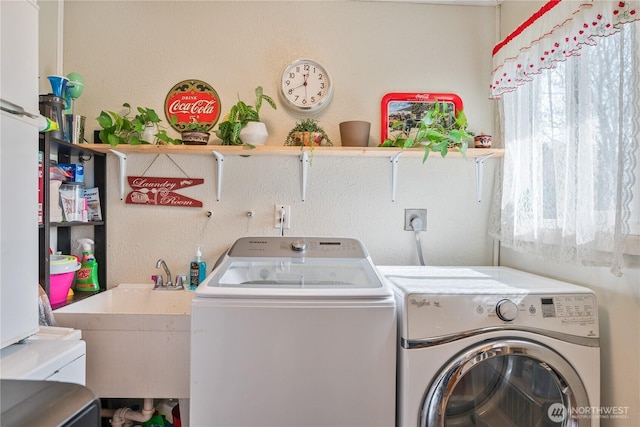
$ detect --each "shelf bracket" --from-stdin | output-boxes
[389,152,403,202]
[300,151,310,201]
[109,149,127,201]
[212,151,224,202]
[475,152,496,203]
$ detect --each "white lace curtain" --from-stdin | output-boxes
[488,0,640,275]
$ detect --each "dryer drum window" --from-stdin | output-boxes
[421,339,591,427]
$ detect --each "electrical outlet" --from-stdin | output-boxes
[404,209,427,231]
[274,204,291,229]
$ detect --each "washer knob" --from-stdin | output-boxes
[496,299,518,322]
[291,240,306,252]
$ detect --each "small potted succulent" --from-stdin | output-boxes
[215,86,276,147]
[97,103,164,146]
[380,100,473,161]
[284,119,333,148]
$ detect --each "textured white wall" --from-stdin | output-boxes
[101,152,498,284]
[38,0,61,93]
[61,0,499,284]
[63,1,496,147]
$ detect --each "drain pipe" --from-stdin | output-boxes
[103,398,155,427]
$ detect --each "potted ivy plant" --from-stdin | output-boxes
[97,103,178,146]
[284,119,333,148]
[215,86,276,147]
[179,120,212,145]
[380,100,473,161]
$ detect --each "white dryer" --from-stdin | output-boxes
[191,237,397,427]
[378,266,600,427]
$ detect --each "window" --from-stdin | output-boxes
[489,1,639,275]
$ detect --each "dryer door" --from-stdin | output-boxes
[421,339,590,427]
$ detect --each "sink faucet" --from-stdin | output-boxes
[155,259,173,288]
[154,259,185,290]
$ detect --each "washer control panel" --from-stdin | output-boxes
[228,237,367,259]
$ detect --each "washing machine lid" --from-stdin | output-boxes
[196,237,392,299]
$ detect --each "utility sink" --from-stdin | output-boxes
[54,284,193,398]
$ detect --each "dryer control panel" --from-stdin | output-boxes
[380,266,600,341]
[403,292,598,340]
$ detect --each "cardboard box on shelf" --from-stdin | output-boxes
[57,163,84,183]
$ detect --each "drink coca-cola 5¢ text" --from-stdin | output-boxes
[164,79,221,131]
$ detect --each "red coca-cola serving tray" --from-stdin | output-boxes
[380,92,463,142]
[164,79,221,132]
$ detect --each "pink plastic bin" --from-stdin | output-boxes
[49,255,80,304]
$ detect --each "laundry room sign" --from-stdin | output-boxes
[126,176,203,207]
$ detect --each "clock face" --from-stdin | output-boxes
[280,59,333,114]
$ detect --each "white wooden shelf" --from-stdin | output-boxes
[82,144,504,158]
[89,144,504,203]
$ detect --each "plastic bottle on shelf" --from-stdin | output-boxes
[75,238,99,291]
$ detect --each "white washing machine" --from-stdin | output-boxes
[378,266,600,427]
[191,237,397,427]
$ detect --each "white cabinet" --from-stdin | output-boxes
[1,0,40,348]
[0,0,39,115]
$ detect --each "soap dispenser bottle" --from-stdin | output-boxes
[189,245,206,290]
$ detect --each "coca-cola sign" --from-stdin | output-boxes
[164,79,221,132]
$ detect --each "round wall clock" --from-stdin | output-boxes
[280,59,333,115]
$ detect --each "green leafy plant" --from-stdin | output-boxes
[97,103,182,146]
[153,130,180,145]
[215,86,276,146]
[183,121,212,132]
[380,100,473,161]
[154,115,183,145]
[155,116,212,145]
[284,119,333,147]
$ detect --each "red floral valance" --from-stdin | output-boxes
[490,0,639,98]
